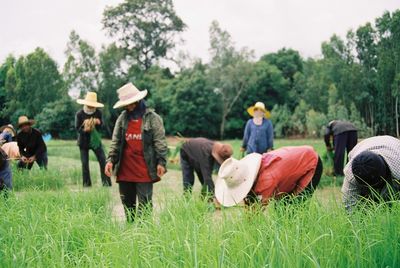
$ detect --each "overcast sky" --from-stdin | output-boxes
[1,0,399,68]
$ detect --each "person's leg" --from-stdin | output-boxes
[79,148,91,187]
[93,147,112,186]
[180,152,195,194]
[118,181,137,222]
[35,152,48,170]
[346,131,358,162]
[333,133,347,176]
[136,182,153,218]
[0,163,12,198]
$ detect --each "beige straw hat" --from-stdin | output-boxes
[113,83,148,109]
[18,116,35,128]
[77,92,104,108]
[215,153,262,207]
[247,102,271,119]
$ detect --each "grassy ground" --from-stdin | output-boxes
[0,139,398,267]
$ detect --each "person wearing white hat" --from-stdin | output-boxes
[241,102,274,154]
[105,82,168,222]
[75,92,111,187]
[215,146,323,207]
[16,116,48,170]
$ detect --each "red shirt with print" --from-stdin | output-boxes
[117,118,152,183]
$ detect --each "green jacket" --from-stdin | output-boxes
[107,109,168,181]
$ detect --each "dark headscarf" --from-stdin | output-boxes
[352,151,391,187]
[127,100,147,120]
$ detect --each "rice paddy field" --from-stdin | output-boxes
[1,138,399,267]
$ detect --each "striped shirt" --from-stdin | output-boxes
[342,135,400,211]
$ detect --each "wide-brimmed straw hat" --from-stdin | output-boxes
[0,124,16,137]
[113,82,148,109]
[215,153,262,207]
[247,102,271,119]
[77,92,104,108]
[212,142,234,165]
[18,116,35,128]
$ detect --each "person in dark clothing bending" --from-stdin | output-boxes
[324,120,358,176]
[76,92,111,187]
[180,138,233,196]
[16,116,48,170]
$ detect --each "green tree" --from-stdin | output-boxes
[103,0,186,70]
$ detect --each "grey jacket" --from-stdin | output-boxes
[107,109,168,181]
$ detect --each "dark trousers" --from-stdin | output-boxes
[180,152,214,195]
[17,152,48,170]
[333,131,358,176]
[80,147,111,187]
[118,181,153,222]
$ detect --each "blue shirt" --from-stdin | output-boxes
[242,118,274,154]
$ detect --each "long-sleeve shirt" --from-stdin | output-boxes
[181,138,216,190]
[75,109,103,149]
[324,120,357,147]
[253,146,319,202]
[242,118,274,154]
[16,128,47,158]
[342,135,400,211]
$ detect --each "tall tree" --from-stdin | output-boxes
[64,30,99,97]
[208,20,255,139]
[103,0,186,70]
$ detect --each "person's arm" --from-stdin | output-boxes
[150,113,168,171]
[342,175,362,212]
[107,114,123,164]
[17,133,26,157]
[324,126,332,149]
[33,130,46,158]
[266,120,274,151]
[95,110,103,130]
[200,159,214,194]
[242,120,251,150]
[292,168,317,195]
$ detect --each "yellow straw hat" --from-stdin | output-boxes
[247,102,271,119]
[18,116,35,128]
[77,92,104,108]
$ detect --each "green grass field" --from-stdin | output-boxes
[0,139,399,267]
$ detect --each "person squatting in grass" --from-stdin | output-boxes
[105,83,168,222]
[16,116,48,170]
[342,135,400,212]
[0,147,12,195]
[324,120,358,176]
[215,146,323,207]
[75,92,111,187]
[241,102,274,154]
[180,137,233,197]
[0,124,16,145]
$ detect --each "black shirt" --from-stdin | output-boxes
[324,120,357,147]
[75,109,103,149]
[17,128,47,158]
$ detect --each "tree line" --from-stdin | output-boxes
[0,0,399,140]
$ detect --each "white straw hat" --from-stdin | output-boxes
[77,92,104,108]
[247,102,271,119]
[113,82,148,109]
[215,153,262,207]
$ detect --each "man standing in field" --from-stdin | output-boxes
[180,137,233,196]
[215,146,323,207]
[324,120,358,176]
[342,135,400,211]
[75,92,111,187]
[16,116,48,170]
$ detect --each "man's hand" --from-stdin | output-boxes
[94,118,101,125]
[28,156,36,163]
[157,165,166,178]
[105,162,113,177]
[326,146,333,152]
[21,156,28,163]
[240,147,246,153]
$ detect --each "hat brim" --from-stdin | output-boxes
[215,153,262,207]
[0,125,16,137]
[113,90,148,109]
[77,99,104,108]
[247,106,271,119]
[18,120,35,128]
